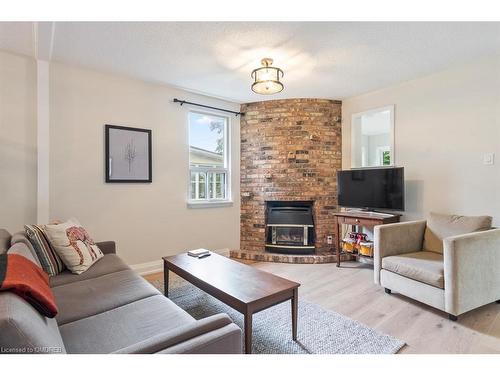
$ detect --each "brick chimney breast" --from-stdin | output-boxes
[239,99,342,257]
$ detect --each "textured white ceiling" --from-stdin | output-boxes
[1,22,500,103]
[0,22,33,57]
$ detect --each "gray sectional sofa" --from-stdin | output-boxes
[0,229,242,354]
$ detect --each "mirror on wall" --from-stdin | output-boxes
[351,105,394,168]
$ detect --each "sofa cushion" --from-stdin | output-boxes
[0,292,66,353]
[7,242,42,268]
[50,254,129,287]
[52,269,160,325]
[43,220,103,274]
[0,229,11,255]
[423,212,492,254]
[59,295,194,353]
[382,251,444,289]
[10,233,42,267]
[24,224,65,276]
[1,243,65,353]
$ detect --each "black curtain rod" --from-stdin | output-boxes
[173,98,244,117]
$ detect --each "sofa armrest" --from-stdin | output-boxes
[443,228,500,316]
[159,322,242,354]
[96,241,116,255]
[112,313,242,354]
[374,220,427,284]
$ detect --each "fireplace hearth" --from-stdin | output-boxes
[265,201,315,254]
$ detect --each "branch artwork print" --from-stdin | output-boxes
[124,138,137,172]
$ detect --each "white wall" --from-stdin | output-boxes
[0,51,37,232]
[342,56,500,225]
[49,62,240,267]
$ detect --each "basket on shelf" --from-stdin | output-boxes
[359,241,374,257]
[342,231,374,257]
[342,237,357,253]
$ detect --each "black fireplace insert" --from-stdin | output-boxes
[265,201,315,254]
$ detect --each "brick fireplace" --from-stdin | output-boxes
[231,99,343,263]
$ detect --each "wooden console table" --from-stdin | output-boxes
[333,211,401,267]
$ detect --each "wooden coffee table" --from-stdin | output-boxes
[162,253,300,354]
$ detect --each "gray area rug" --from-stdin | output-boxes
[150,278,405,354]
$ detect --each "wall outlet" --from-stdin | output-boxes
[483,153,495,165]
[327,235,333,245]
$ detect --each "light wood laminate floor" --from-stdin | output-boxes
[145,260,500,354]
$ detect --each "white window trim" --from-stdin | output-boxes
[187,110,232,208]
[187,200,234,209]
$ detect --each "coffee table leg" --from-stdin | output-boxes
[244,312,252,354]
[163,263,169,297]
[292,288,298,341]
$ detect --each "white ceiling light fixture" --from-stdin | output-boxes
[251,58,284,95]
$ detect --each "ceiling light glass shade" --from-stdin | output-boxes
[251,58,284,95]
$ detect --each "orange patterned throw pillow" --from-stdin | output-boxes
[43,220,104,274]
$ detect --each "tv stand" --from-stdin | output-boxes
[333,211,401,267]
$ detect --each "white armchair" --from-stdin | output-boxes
[374,213,500,320]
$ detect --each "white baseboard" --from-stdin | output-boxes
[129,248,231,276]
[130,260,163,276]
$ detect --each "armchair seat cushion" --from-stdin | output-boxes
[382,251,444,289]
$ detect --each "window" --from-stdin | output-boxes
[188,111,230,204]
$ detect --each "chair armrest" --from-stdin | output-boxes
[96,241,116,255]
[443,228,500,315]
[112,313,241,354]
[374,220,427,284]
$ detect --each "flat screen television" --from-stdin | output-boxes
[337,167,405,211]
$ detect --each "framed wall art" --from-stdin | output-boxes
[105,125,152,183]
